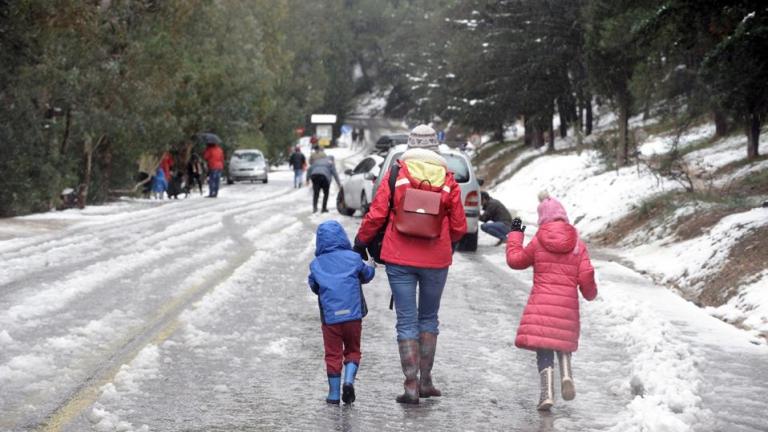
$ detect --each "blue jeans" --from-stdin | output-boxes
[386,264,449,341]
[293,168,304,188]
[208,169,221,197]
[537,350,554,372]
[481,222,511,241]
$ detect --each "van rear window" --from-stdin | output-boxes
[234,152,263,162]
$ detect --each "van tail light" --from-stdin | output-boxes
[465,191,479,207]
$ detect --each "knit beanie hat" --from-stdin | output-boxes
[407,124,439,150]
[537,190,569,225]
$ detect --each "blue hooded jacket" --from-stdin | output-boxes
[309,220,375,325]
[151,167,167,193]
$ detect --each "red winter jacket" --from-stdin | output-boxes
[506,221,597,353]
[203,144,225,171]
[356,161,467,269]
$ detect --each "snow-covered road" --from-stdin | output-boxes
[1,169,766,432]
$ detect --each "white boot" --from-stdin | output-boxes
[537,367,555,411]
[557,351,575,401]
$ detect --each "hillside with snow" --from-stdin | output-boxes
[479,117,768,342]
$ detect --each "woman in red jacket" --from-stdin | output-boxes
[354,125,467,404]
[506,191,597,411]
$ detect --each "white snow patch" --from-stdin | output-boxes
[709,270,768,339]
[628,208,768,292]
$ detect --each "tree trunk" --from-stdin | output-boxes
[557,98,568,138]
[617,99,630,167]
[533,127,545,148]
[746,112,760,159]
[714,109,729,137]
[492,124,505,142]
[77,134,107,209]
[523,116,533,146]
[585,95,593,136]
[548,118,556,152]
[60,109,72,155]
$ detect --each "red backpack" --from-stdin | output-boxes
[394,180,444,239]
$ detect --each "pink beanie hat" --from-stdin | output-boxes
[537,191,569,225]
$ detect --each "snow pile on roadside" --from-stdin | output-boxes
[628,208,768,292]
[708,270,768,339]
[589,262,713,432]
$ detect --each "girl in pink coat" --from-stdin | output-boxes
[506,192,597,411]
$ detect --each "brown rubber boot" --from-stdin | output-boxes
[557,351,575,401]
[537,367,555,411]
[418,332,442,397]
[396,339,420,404]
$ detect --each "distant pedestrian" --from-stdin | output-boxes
[307,154,341,213]
[357,128,365,145]
[309,143,326,165]
[309,220,376,405]
[288,146,307,189]
[505,191,598,411]
[351,129,359,145]
[187,153,204,195]
[151,167,167,200]
[203,138,225,198]
[480,191,514,246]
[160,151,174,182]
[353,124,467,404]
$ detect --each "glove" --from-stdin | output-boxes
[510,217,526,233]
[353,244,369,261]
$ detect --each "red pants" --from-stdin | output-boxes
[322,320,362,375]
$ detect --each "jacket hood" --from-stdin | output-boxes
[315,220,352,256]
[537,221,578,254]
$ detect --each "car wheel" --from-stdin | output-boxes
[458,230,478,252]
[227,177,234,185]
[336,190,356,217]
[360,191,369,215]
[262,178,268,184]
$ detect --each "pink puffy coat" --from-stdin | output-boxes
[506,221,597,353]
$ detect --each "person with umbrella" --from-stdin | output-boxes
[201,133,224,198]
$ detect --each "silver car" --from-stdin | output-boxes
[337,154,384,216]
[226,149,268,184]
[371,144,482,251]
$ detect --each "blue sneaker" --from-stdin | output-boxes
[342,362,358,404]
[326,375,341,404]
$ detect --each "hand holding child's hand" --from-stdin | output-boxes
[366,256,377,269]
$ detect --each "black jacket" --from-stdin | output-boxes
[288,151,306,170]
[480,198,513,226]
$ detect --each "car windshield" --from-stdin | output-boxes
[234,152,263,162]
[388,152,470,183]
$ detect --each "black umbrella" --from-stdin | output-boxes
[196,132,222,145]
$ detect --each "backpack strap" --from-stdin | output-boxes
[387,163,400,212]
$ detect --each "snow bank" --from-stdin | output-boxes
[629,208,768,293]
[640,123,716,156]
[492,150,678,237]
[708,270,768,339]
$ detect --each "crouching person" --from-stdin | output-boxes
[309,220,375,405]
[505,192,597,411]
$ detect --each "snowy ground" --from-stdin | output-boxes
[1,164,767,431]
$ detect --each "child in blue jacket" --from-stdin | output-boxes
[151,167,167,199]
[309,220,375,405]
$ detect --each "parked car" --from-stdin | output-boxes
[226,149,268,184]
[337,154,384,216]
[374,133,409,152]
[371,144,483,251]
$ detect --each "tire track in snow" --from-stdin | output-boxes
[26,192,308,432]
